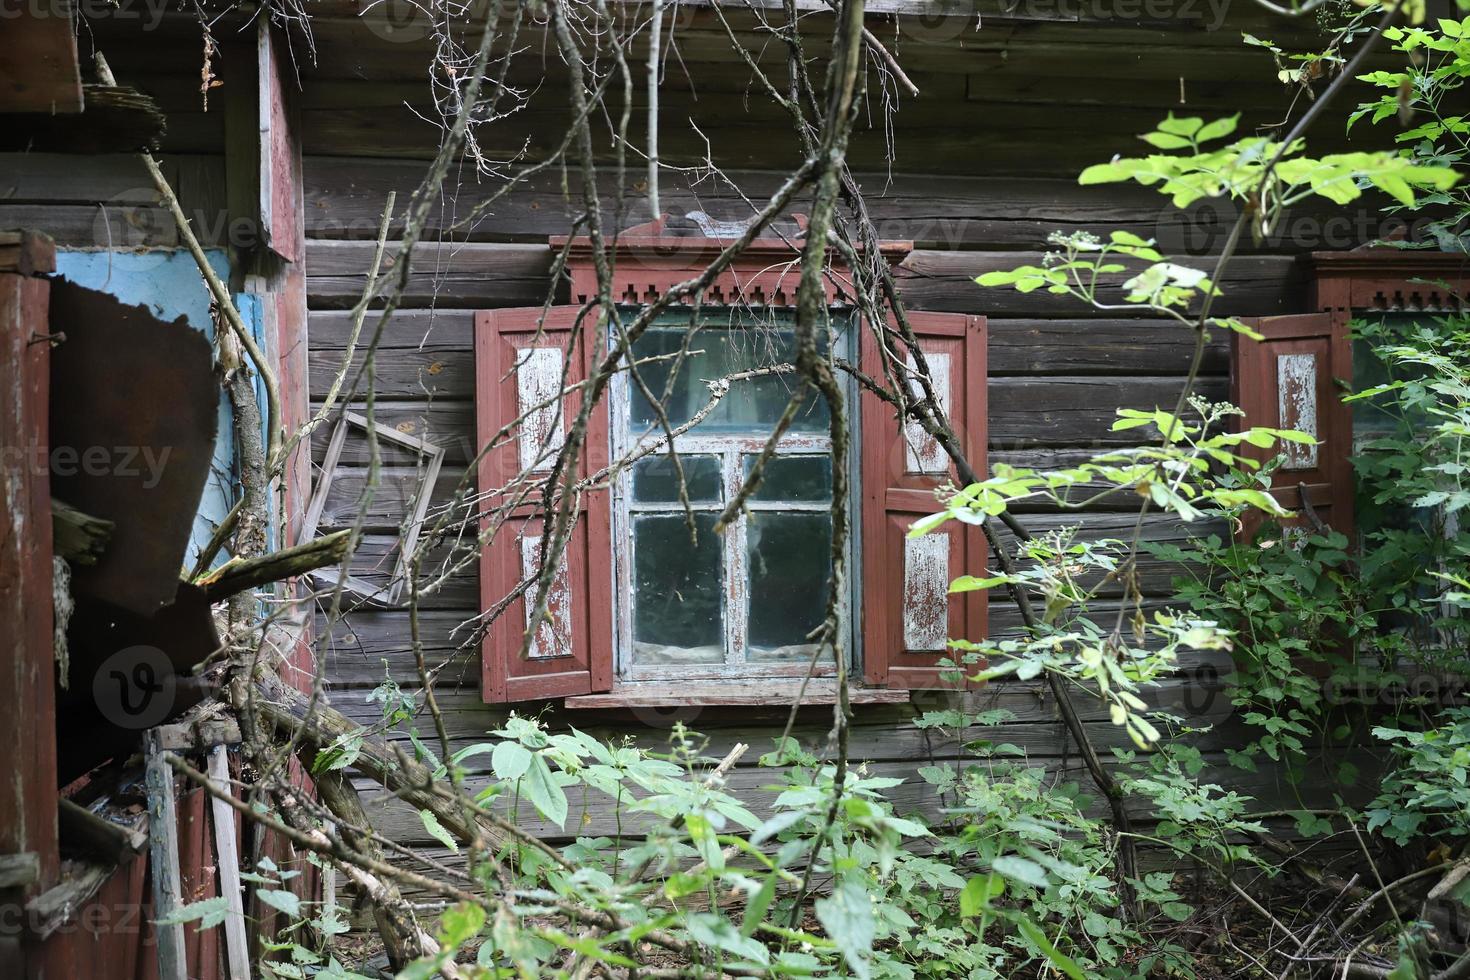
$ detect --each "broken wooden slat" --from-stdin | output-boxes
[207,746,251,980]
[0,8,81,114]
[0,229,57,276]
[151,718,244,752]
[143,729,186,980]
[24,863,115,941]
[0,853,40,890]
[57,799,146,865]
[0,86,165,155]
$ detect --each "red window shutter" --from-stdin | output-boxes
[475,307,613,703]
[1232,313,1354,542]
[859,312,988,689]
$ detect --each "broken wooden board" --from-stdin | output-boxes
[0,86,165,155]
[0,6,82,114]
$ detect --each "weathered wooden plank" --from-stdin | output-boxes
[301,159,1343,254]
[309,308,475,349]
[565,682,913,708]
[0,156,231,249]
[0,270,59,896]
[319,592,1231,690]
[331,685,1242,785]
[0,9,82,114]
[308,345,472,401]
[295,4,1340,66]
[307,314,1228,400]
[989,375,1230,448]
[0,152,224,203]
[353,746,1365,845]
[310,433,1224,533]
[305,239,555,309]
[987,319,1228,376]
[306,240,1304,315]
[288,108,1169,175]
[307,373,1230,471]
[143,729,187,980]
[207,746,251,980]
[899,250,1307,317]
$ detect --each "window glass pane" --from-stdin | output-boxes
[744,455,832,503]
[632,454,722,504]
[632,513,724,664]
[628,326,829,434]
[746,512,832,662]
[1354,313,1435,446]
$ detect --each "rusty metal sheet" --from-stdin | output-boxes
[47,280,218,616]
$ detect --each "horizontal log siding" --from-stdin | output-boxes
[298,10,1381,862]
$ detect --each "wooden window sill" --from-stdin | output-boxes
[562,681,912,709]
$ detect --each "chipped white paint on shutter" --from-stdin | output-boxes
[521,535,573,660]
[904,352,952,475]
[902,534,949,652]
[1276,352,1319,470]
[517,347,565,472]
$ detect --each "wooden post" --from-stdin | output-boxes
[207,746,251,980]
[0,231,60,955]
[143,730,186,980]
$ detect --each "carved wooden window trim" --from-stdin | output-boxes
[1229,251,1470,544]
[478,221,991,704]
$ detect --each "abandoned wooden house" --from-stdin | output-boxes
[2,0,1468,975]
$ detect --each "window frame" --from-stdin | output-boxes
[606,306,861,684]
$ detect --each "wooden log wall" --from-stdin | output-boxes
[294,4,1397,871]
[0,3,1393,877]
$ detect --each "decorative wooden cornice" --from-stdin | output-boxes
[549,214,913,308]
[1309,250,1470,314]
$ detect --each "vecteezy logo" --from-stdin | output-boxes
[357,0,438,43]
[93,645,176,729]
[895,1,977,44]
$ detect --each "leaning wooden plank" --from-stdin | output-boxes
[57,798,146,864]
[143,729,186,980]
[24,862,115,940]
[207,746,251,980]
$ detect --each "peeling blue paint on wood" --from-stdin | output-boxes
[52,249,271,567]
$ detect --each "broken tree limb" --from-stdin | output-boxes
[311,767,422,971]
[237,675,507,853]
[188,748,455,976]
[197,530,351,603]
[93,51,283,472]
